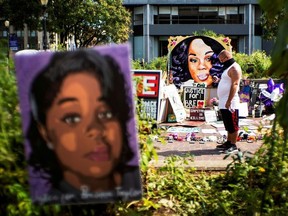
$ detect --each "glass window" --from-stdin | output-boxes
[134,6,143,25]
[134,14,143,25]
[178,6,199,24]
[226,7,238,14]
[199,6,218,12]
[158,14,170,24]
[219,7,225,16]
[159,6,170,14]
[133,36,144,60]
[171,7,178,15]
[16,31,23,37]
[30,31,36,37]
[134,6,143,15]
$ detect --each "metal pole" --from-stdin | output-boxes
[42,8,47,50]
[4,20,9,58]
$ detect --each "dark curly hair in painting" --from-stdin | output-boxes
[27,49,135,189]
[170,36,224,88]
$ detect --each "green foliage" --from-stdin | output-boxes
[192,29,226,39]
[0,0,41,30]
[234,50,272,79]
[259,0,288,40]
[135,98,160,173]
[260,9,286,40]
[259,0,288,78]
[0,46,31,215]
[1,0,131,47]
[233,52,250,77]
[132,56,168,73]
[145,56,168,72]
[131,59,146,70]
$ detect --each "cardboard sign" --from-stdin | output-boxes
[239,102,249,117]
[133,70,162,122]
[190,108,205,121]
[161,85,186,122]
[14,44,142,205]
[204,110,218,122]
[183,84,206,108]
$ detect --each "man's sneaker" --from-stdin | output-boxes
[216,141,231,149]
[224,145,238,154]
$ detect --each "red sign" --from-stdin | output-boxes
[133,70,162,121]
[134,73,160,98]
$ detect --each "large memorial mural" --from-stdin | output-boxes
[167,35,232,89]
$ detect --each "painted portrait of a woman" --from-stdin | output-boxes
[15,45,142,205]
[169,36,225,89]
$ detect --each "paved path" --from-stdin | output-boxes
[150,117,270,170]
[151,139,262,170]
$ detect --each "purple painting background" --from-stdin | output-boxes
[14,43,140,199]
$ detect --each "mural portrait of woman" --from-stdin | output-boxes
[168,35,231,89]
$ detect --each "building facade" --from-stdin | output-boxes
[123,0,273,62]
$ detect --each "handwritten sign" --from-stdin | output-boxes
[183,84,206,108]
[190,108,205,121]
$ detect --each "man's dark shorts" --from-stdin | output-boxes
[220,109,239,133]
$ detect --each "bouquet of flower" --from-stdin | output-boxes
[209,97,219,106]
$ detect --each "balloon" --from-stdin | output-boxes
[259,78,284,106]
[267,78,274,92]
[274,83,284,94]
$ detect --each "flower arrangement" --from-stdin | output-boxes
[209,97,219,106]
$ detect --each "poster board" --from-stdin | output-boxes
[133,70,162,122]
[14,44,142,205]
[160,85,186,123]
[183,83,206,108]
[189,108,205,121]
[239,102,249,117]
[204,110,218,122]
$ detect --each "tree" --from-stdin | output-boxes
[47,0,132,46]
[260,9,286,40]
[0,0,131,47]
[259,0,288,78]
[0,0,41,30]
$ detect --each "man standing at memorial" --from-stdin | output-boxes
[216,50,242,154]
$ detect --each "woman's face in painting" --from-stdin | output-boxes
[188,38,213,86]
[39,72,123,184]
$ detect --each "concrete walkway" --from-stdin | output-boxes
[151,139,262,170]
[150,117,271,170]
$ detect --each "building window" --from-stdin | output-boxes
[153,6,244,25]
[134,6,143,25]
[29,31,36,37]
[198,6,220,24]
[134,14,143,25]
[155,6,171,24]
[2,31,8,37]
[178,6,199,24]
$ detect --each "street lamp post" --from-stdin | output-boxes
[4,20,9,58]
[40,0,48,50]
